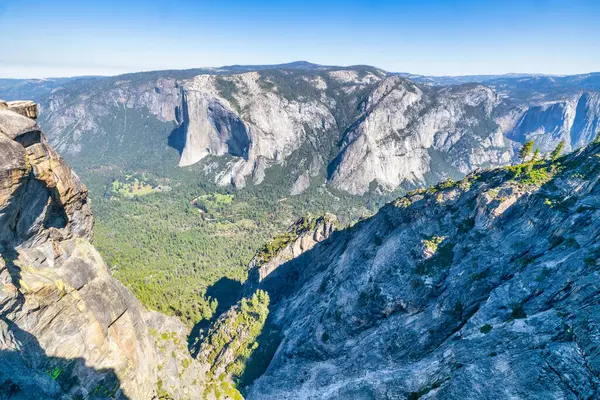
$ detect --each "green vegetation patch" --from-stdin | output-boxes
[415,241,456,275]
[254,215,327,264]
[423,235,447,253]
[509,303,527,320]
[504,161,552,187]
[86,161,379,327]
[202,290,270,381]
[110,174,169,198]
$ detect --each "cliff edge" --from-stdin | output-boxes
[0,101,218,399]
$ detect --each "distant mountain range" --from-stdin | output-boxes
[1,62,599,196]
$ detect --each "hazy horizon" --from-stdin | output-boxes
[2,60,600,81]
[1,0,599,79]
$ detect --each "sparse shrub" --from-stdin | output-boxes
[46,366,62,381]
[318,278,327,293]
[584,247,600,268]
[480,324,492,334]
[334,309,342,322]
[423,235,446,253]
[458,217,475,233]
[584,256,597,267]
[415,241,455,275]
[505,161,551,187]
[453,300,463,316]
[564,238,580,248]
[521,165,550,186]
[438,178,456,190]
[394,197,412,208]
[470,268,490,281]
[549,236,565,250]
[536,267,552,282]
[411,278,424,289]
[358,284,383,307]
[510,303,526,320]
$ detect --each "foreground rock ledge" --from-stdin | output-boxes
[0,100,39,119]
[0,101,217,400]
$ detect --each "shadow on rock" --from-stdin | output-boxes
[236,313,283,394]
[0,169,71,291]
[188,277,243,357]
[0,318,129,400]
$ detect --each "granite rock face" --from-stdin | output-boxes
[0,103,214,400]
[243,142,600,399]
[176,73,515,193]
[155,72,599,195]
[179,72,337,188]
[509,92,600,153]
[328,79,512,194]
[22,67,600,196]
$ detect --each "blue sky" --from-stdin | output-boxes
[1,0,599,78]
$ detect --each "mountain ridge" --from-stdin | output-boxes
[17,65,597,197]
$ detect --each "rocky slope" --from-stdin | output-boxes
[0,101,226,399]
[5,65,598,196]
[244,214,338,294]
[194,214,338,389]
[228,140,600,399]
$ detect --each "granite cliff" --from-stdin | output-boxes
[0,101,230,399]
[7,66,599,196]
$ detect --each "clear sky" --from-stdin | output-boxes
[1,0,599,78]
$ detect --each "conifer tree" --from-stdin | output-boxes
[518,140,534,163]
[551,141,565,161]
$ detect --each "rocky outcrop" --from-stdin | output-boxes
[0,102,214,399]
[0,102,92,247]
[179,72,337,188]
[197,290,269,387]
[244,214,338,294]
[1,100,39,119]
[244,142,600,399]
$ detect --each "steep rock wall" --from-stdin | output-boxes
[0,101,215,400]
